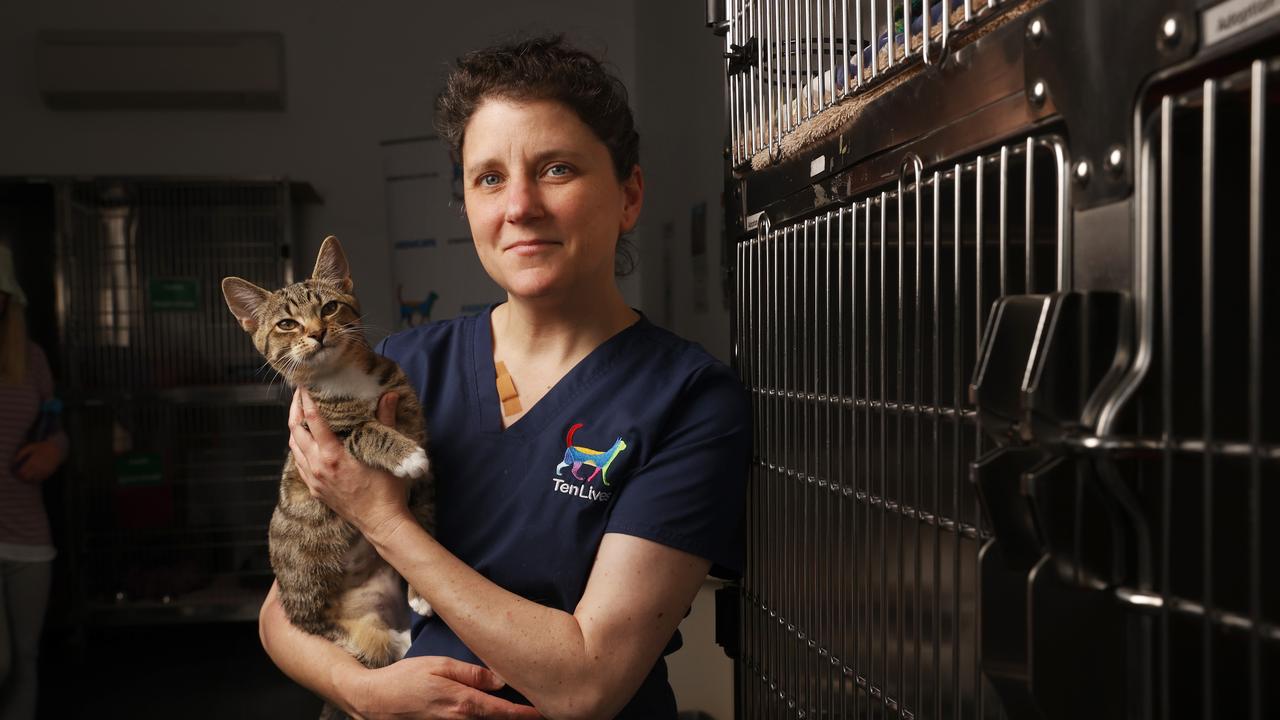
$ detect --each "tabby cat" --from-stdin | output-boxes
[221,236,434,685]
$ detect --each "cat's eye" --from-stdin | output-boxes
[276,319,299,331]
[321,301,339,316]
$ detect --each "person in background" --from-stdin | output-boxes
[0,244,68,720]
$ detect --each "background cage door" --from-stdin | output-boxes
[55,179,310,624]
[735,137,1068,719]
[718,0,1280,718]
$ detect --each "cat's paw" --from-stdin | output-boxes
[408,591,434,618]
[393,448,430,479]
[391,630,411,660]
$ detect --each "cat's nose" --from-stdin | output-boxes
[309,328,327,345]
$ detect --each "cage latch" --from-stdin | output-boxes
[725,37,758,77]
[971,291,1124,446]
[970,291,1132,719]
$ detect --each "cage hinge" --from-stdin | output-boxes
[714,583,741,660]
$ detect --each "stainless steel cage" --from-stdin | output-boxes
[725,0,1033,169]
[737,135,1067,719]
[712,0,1280,717]
[55,180,304,623]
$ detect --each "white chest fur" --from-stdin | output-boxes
[311,364,383,402]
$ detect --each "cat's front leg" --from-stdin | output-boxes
[344,423,430,480]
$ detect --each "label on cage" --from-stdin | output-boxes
[809,155,826,177]
[745,211,764,231]
[1203,0,1280,46]
[115,453,163,486]
[149,278,199,311]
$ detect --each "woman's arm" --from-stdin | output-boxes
[259,582,540,720]
[13,344,69,483]
[290,390,712,720]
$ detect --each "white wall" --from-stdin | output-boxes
[633,0,733,363]
[0,0,638,338]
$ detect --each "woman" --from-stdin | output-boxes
[260,36,750,719]
[0,244,69,720]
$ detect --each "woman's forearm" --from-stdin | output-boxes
[258,582,366,715]
[369,516,607,720]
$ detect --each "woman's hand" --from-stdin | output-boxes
[12,439,63,484]
[288,388,411,537]
[343,656,543,720]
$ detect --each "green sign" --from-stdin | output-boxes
[149,279,199,311]
[115,453,164,486]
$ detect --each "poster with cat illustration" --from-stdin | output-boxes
[381,135,503,327]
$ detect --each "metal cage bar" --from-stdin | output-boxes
[725,0,1017,167]
[1099,53,1280,720]
[55,179,294,622]
[738,136,1068,719]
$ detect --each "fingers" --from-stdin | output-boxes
[428,656,505,691]
[288,390,321,461]
[461,693,544,720]
[288,389,305,432]
[288,435,315,486]
[377,391,400,427]
[299,389,340,447]
[13,445,34,463]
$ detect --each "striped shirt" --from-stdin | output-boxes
[0,341,68,558]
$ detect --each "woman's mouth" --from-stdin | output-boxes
[506,240,560,256]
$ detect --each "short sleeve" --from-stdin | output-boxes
[605,363,752,579]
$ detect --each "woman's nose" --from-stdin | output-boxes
[504,175,545,224]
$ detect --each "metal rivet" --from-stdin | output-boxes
[1030,79,1047,106]
[1074,160,1091,186]
[1105,145,1125,175]
[1027,18,1045,45]
[1161,16,1181,46]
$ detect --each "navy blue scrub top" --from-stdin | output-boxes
[375,306,751,719]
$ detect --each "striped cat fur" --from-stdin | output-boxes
[222,237,434,680]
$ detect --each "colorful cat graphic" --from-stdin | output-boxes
[555,423,627,485]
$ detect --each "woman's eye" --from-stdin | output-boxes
[479,173,501,187]
[276,319,298,331]
[321,301,339,316]
[546,164,571,177]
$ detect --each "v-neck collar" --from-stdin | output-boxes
[471,303,647,437]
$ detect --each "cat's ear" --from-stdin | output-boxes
[312,236,353,292]
[221,277,272,332]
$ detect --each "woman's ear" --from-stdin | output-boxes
[312,236,353,292]
[619,165,644,234]
[221,277,272,332]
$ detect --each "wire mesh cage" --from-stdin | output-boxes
[725,0,1034,169]
[736,137,1068,718]
[716,0,1280,717]
[55,180,297,622]
[1090,52,1280,718]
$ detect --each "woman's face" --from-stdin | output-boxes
[461,98,642,301]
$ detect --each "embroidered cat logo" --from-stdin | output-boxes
[555,423,627,485]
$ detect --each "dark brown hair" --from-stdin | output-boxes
[434,35,640,182]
